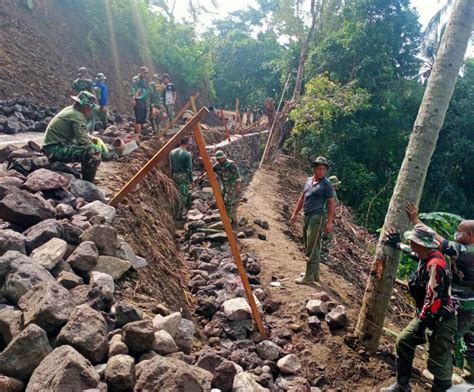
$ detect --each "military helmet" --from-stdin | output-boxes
[96,72,106,81]
[78,67,88,75]
[328,175,341,186]
[215,150,226,159]
[71,91,97,108]
[312,156,329,167]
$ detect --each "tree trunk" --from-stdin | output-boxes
[355,0,473,353]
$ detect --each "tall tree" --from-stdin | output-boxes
[355,0,474,352]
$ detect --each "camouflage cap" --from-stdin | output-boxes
[96,72,106,81]
[328,175,341,186]
[215,150,226,159]
[152,74,162,81]
[312,156,329,167]
[404,223,440,249]
[78,67,88,75]
[71,91,97,108]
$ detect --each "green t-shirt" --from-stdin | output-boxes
[44,105,91,146]
[170,147,192,181]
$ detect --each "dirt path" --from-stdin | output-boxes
[237,163,430,391]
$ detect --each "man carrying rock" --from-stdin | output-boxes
[131,66,150,136]
[406,203,474,385]
[71,67,94,95]
[162,73,177,123]
[170,137,193,218]
[291,157,335,284]
[149,74,166,134]
[383,224,457,392]
[43,91,103,183]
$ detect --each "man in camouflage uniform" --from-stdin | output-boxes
[131,66,150,136]
[212,150,241,226]
[407,203,474,385]
[383,224,457,392]
[43,91,103,183]
[170,137,193,218]
[149,74,166,134]
[71,67,94,95]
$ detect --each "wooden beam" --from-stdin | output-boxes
[192,122,268,338]
[158,93,200,139]
[110,107,209,206]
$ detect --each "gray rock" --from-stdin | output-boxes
[57,271,84,289]
[222,298,252,321]
[232,371,268,392]
[0,145,19,164]
[306,299,328,316]
[174,318,195,354]
[81,224,119,256]
[23,168,69,192]
[135,356,212,391]
[94,363,107,379]
[121,320,155,354]
[90,271,115,299]
[274,375,311,391]
[79,201,116,224]
[0,229,26,256]
[325,305,347,329]
[277,354,301,374]
[0,305,23,345]
[310,291,331,302]
[0,177,23,188]
[57,304,108,364]
[153,330,179,355]
[92,255,130,280]
[69,284,114,312]
[308,316,321,333]
[26,345,100,392]
[23,219,64,253]
[117,241,148,270]
[30,237,68,270]
[67,241,98,272]
[9,156,50,176]
[0,375,24,392]
[61,220,83,245]
[0,324,52,380]
[108,334,129,357]
[105,354,136,392]
[152,311,182,337]
[115,301,143,328]
[69,178,106,203]
[0,189,55,227]
[256,340,280,361]
[55,203,75,219]
[18,281,74,332]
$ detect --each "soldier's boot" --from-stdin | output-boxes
[380,361,412,392]
[82,165,98,183]
[430,378,451,392]
[295,262,318,285]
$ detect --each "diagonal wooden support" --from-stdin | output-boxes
[192,122,268,338]
[109,107,209,207]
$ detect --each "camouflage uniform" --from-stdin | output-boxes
[71,78,94,94]
[149,81,165,134]
[213,159,241,223]
[43,105,101,182]
[170,147,193,217]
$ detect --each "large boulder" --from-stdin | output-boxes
[89,271,115,299]
[277,354,301,374]
[105,354,136,392]
[23,219,64,253]
[0,305,23,345]
[79,201,116,224]
[56,304,108,364]
[0,229,26,256]
[174,318,195,355]
[135,355,212,391]
[0,324,52,380]
[121,320,155,354]
[92,255,130,280]
[80,224,119,256]
[69,178,106,203]
[0,189,55,227]
[18,281,75,332]
[1,251,54,303]
[30,237,68,270]
[22,168,69,192]
[66,241,98,272]
[26,345,100,392]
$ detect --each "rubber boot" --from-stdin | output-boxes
[82,164,98,183]
[430,378,451,392]
[295,262,318,285]
[380,361,412,392]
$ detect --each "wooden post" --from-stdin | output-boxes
[235,98,239,135]
[158,94,200,139]
[110,107,209,206]
[190,95,197,113]
[220,109,231,142]
[192,122,268,338]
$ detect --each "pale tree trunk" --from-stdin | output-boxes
[356,0,474,353]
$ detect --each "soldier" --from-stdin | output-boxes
[406,203,474,385]
[43,91,106,183]
[209,150,241,226]
[148,74,166,134]
[131,66,150,136]
[170,137,193,218]
[71,67,94,95]
[162,73,177,123]
[290,157,335,284]
[328,176,341,202]
[93,73,108,130]
[383,224,457,392]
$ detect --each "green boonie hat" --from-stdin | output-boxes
[312,156,329,167]
[404,223,440,249]
[215,150,226,159]
[152,74,162,81]
[96,73,106,80]
[328,175,341,186]
[71,91,97,108]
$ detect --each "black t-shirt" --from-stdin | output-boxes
[302,176,335,216]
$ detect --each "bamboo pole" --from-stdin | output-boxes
[110,107,209,206]
[192,122,268,338]
[158,93,200,139]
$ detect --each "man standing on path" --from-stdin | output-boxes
[170,137,193,218]
[131,66,150,136]
[406,203,474,384]
[290,157,335,284]
[383,224,457,392]
[93,73,108,131]
[71,67,94,95]
[43,91,103,183]
[149,74,166,134]
[162,73,177,123]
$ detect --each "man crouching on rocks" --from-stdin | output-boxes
[290,157,335,284]
[42,91,104,183]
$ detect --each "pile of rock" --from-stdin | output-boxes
[305,291,348,333]
[0,97,59,135]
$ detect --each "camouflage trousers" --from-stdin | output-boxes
[222,185,239,224]
[165,104,176,123]
[43,143,101,182]
[173,172,191,217]
[150,106,165,135]
[96,107,108,130]
[455,301,474,383]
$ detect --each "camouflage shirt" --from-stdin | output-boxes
[149,81,164,108]
[441,240,474,299]
[44,105,91,146]
[213,159,241,188]
[71,78,94,94]
[131,75,149,101]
